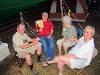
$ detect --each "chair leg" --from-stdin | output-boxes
[72,67,85,75]
[15,56,25,67]
[76,67,85,75]
[67,64,85,75]
[14,51,25,67]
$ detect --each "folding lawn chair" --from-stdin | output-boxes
[67,48,98,75]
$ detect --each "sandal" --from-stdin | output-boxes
[42,62,48,67]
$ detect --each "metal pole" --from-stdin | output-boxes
[60,0,63,18]
[20,12,24,24]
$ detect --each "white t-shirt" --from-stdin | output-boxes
[68,37,95,68]
[12,32,30,51]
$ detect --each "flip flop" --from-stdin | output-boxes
[42,62,48,67]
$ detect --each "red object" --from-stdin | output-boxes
[35,20,54,36]
[93,0,96,3]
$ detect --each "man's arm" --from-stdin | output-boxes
[47,21,54,39]
[47,29,54,39]
[19,38,39,49]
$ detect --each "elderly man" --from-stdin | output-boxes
[57,16,77,55]
[12,23,42,70]
[35,12,55,60]
[48,26,96,75]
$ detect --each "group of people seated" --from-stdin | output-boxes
[12,12,97,75]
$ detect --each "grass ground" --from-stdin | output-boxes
[0,21,100,75]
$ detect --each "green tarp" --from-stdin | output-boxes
[0,0,47,23]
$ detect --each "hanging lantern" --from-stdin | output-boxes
[67,9,71,17]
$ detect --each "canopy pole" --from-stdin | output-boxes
[60,0,63,18]
[20,12,24,24]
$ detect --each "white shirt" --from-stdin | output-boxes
[12,32,30,51]
[69,37,95,67]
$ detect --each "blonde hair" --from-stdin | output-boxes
[84,26,95,36]
[62,16,72,25]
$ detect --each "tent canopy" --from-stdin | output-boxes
[0,0,47,24]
